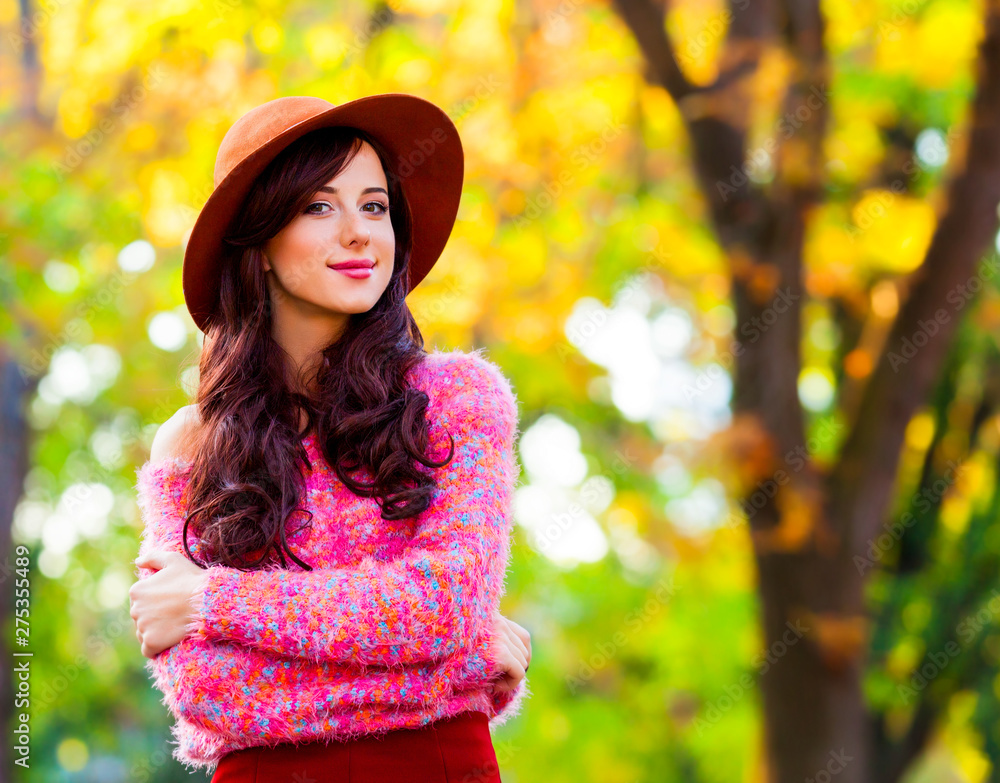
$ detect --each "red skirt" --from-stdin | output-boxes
[210,710,502,783]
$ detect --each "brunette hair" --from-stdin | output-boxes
[178,126,454,572]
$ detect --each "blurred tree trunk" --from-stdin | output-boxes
[0,349,38,782]
[610,0,1000,781]
[3,2,45,765]
[15,0,42,122]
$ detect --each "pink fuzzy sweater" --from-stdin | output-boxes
[132,349,529,773]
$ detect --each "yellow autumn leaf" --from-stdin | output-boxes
[853,191,936,274]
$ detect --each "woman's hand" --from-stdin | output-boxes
[489,610,532,694]
[129,550,208,659]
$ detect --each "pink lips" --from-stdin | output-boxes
[328,260,374,279]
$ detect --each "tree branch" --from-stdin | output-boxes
[612,0,776,247]
[610,0,696,102]
[829,1,1000,552]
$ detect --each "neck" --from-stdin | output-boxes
[270,307,346,396]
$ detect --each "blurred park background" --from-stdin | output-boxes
[6,0,1000,781]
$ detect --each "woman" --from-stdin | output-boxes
[127,94,532,782]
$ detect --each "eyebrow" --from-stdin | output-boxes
[317,186,388,197]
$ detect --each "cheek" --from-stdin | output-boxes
[376,226,395,258]
[290,223,335,264]
[271,226,331,283]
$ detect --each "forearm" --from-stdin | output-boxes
[141,352,521,671]
[185,373,519,666]
[150,630,505,737]
[187,538,508,666]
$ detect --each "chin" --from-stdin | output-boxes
[318,299,381,316]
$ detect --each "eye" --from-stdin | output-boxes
[305,201,388,215]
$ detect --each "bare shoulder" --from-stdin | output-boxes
[149,404,202,463]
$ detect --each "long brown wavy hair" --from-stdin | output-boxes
[177,126,454,572]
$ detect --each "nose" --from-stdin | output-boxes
[339,211,371,249]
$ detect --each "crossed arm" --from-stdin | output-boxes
[129,355,530,702]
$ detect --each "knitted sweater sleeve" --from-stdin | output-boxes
[133,458,525,767]
[185,351,521,669]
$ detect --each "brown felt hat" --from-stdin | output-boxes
[182,93,465,333]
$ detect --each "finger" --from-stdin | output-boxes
[135,550,166,570]
[502,660,525,685]
[142,635,163,659]
[491,626,515,675]
[501,632,528,672]
[506,617,531,646]
[499,625,529,672]
[510,622,532,667]
[502,618,530,663]
[493,667,519,692]
[492,676,514,694]
[490,638,521,680]
[510,625,531,667]
[520,629,532,665]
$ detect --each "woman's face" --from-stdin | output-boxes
[262,141,395,331]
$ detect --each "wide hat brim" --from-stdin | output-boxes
[182,93,464,333]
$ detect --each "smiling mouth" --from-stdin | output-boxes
[328,261,375,270]
[329,265,374,278]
